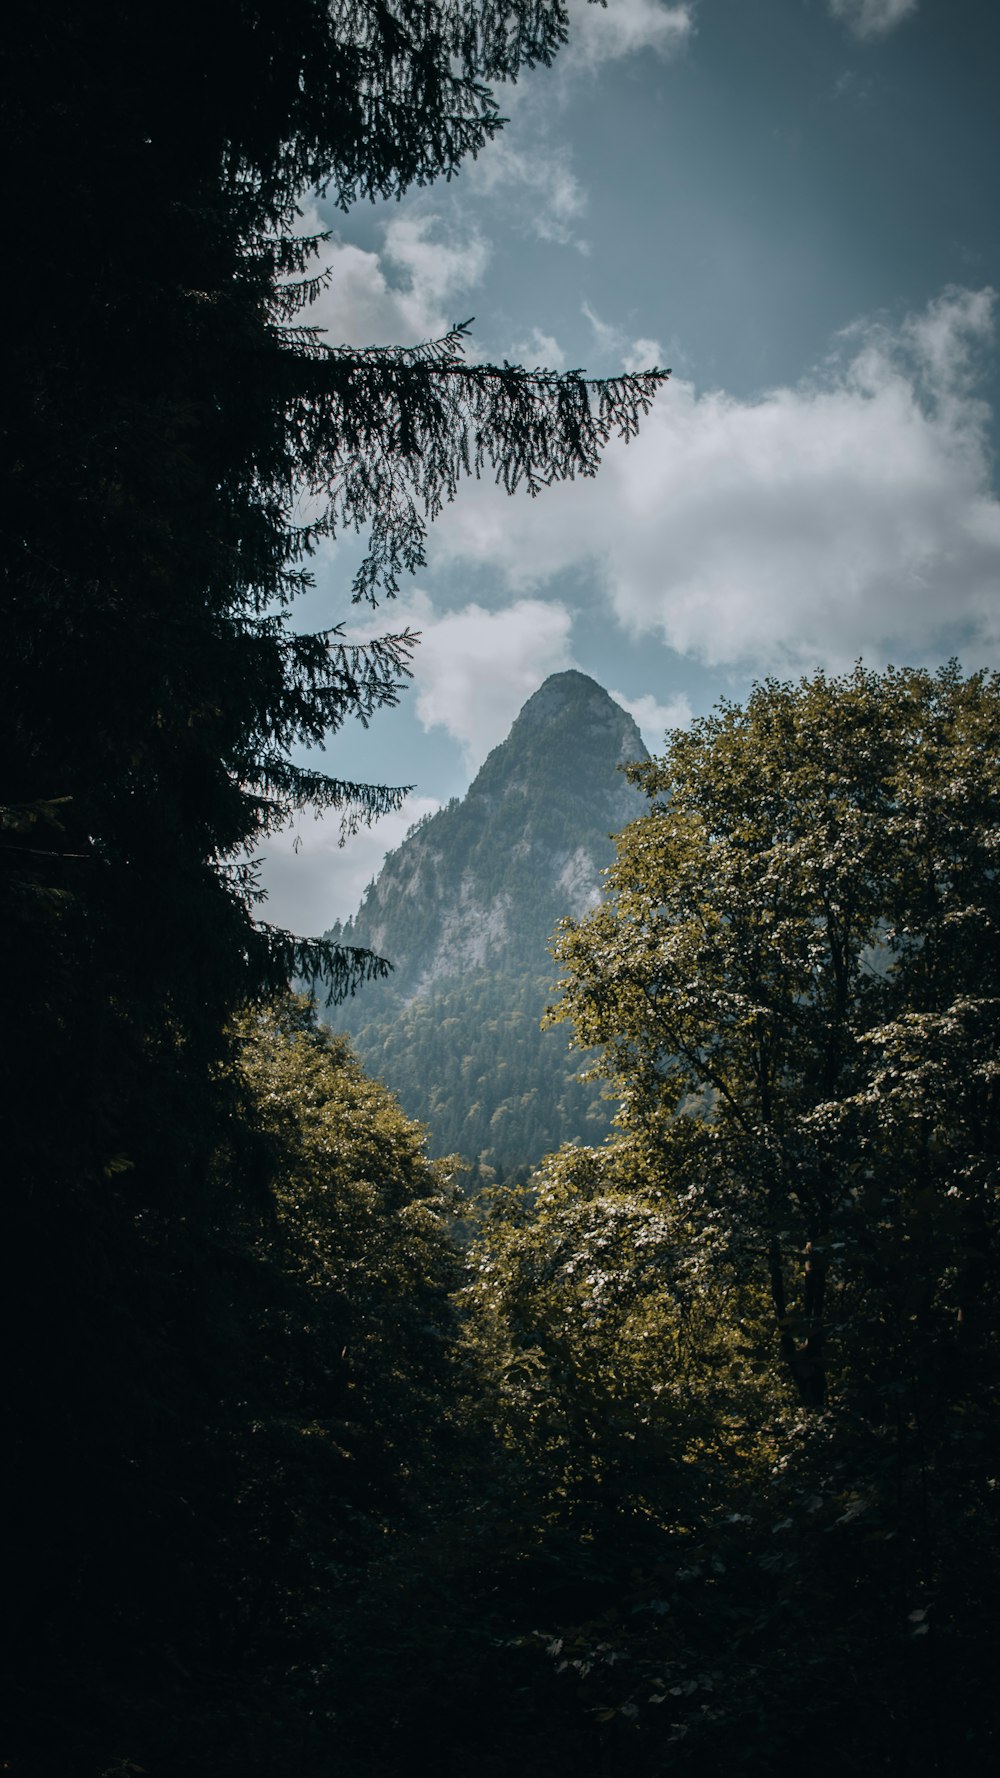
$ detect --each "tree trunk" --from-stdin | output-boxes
[768,1238,827,1408]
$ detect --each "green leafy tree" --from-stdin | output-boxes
[414,666,1000,1778]
[143,996,467,1775]
[530,663,1000,1772]
[462,1141,771,1523]
[552,663,1000,1414]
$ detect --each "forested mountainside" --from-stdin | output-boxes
[320,671,648,1174]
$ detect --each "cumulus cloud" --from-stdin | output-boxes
[467,136,588,248]
[260,794,442,933]
[510,327,568,369]
[610,689,694,750]
[428,286,1000,673]
[566,0,694,70]
[583,301,663,374]
[374,591,576,769]
[295,204,489,347]
[829,0,918,41]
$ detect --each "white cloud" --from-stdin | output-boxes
[382,214,490,310]
[463,2,690,258]
[259,794,442,934]
[510,327,568,369]
[467,136,588,248]
[566,0,694,70]
[581,300,622,359]
[428,286,1000,674]
[295,202,489,347]
[583,302,663,374]
[829,0,918,41]
[412,594,576,769]
[623,336,665,374]
[349,589,576,770]
[459,7,692,254]
[610,689,694,750]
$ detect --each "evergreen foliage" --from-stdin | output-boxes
[2,6,664,1768]
[10,7,998,1773]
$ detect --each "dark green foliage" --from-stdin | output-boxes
[291,665,1000,1778]
[11,5,999,1772]
[53,995,465,1778]
[553,662,1000,1416]
[2,5,666,1770]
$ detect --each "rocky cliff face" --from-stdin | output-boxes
[329,670,647,989]
[320,671,649,1176]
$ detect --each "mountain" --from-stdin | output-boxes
[320,671,649,1178]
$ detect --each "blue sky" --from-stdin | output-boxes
[261,0,1000,933]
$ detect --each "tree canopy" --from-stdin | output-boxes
[16,11,998,1775]
[552,663,1000,1410]
[444,664,1000,1773]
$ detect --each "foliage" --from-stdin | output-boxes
[462,1139,773,1518]
[8,997,467,1775]
[491,662,1000,1771]
[3,6,664,1771]
[553,662,1000,1412]
[234,995,464,1487]
[4,7,664,1014]
[14,7,999,1773]
[339,665,1000,1778]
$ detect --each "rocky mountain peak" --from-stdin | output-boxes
[468,670,646,815]
[321,673,650,1173]
[505,668,638,741]
[326,673,648,994]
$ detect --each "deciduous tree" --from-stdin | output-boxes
[553,663,1000,1416]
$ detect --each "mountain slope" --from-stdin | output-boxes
[321,671,648,1176]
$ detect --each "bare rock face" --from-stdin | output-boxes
[319,672,649,1175]
[326,671,648,997]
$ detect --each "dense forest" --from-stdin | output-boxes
[4,5,999,1776]
[337,967,613,1175]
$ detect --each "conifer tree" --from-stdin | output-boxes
[1,5,664,1765]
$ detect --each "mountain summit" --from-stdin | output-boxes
[322,672,648,1176]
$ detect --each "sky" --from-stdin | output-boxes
[260,0,1000,934]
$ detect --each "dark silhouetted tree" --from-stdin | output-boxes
[1,5,664,1768]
